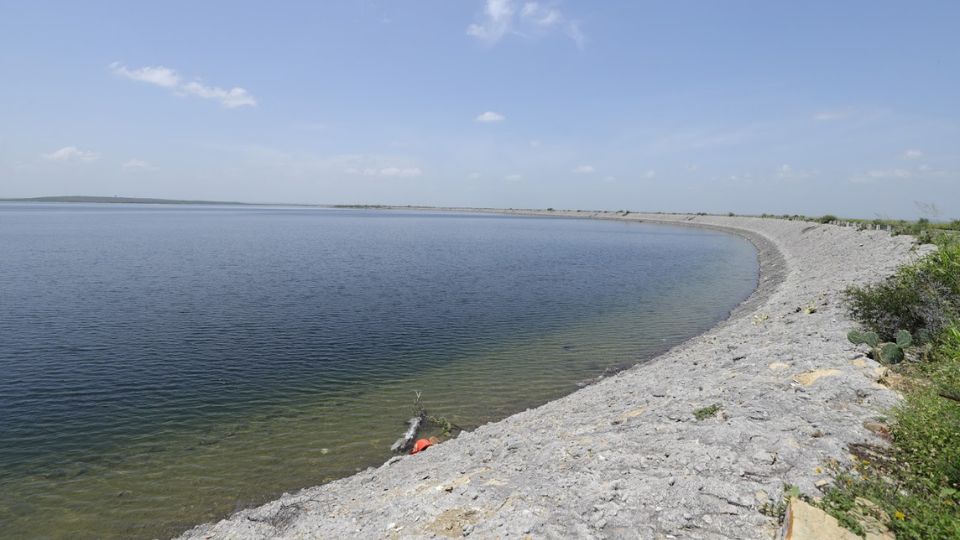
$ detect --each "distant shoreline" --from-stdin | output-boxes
[0,195,257,205]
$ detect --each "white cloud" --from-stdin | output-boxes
[467,0,584,47]
[380,166,422,177]
[42,146,99,163]
[505,173,523,181]
[110,62,256,108]
[180,81,257,108]
[521,2,561,26]
[345,166,422,178]
[777,164,816,180]
[869,169,912,179]
[475,111,505,123]
[109,62,180,87]
[903,149,923,160]
[573,164,594,174]
[565,20,586,48]
[467,0,515,43]
[850,168,913,183]
[122,159,155,171]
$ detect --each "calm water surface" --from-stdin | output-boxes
[0,203,758,538]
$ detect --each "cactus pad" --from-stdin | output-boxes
[879,342,904,364]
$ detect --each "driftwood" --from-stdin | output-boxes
[390,413,424,453]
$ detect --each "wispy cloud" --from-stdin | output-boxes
[505,173,523,181]
[850,168,913,183]
[467,0,514,43]
[122,159,156,171]
[109,63,180,87]
[573,164,594,174]
[903,149,923,160]
[180,81,256,108]
[475,111,505,123]
[813,108,853,122]
[345,166,423,178]
[110,62,257,108]
[42,146,99,163]
[467,0,584,47]
[776,164,817,181]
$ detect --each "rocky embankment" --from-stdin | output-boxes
[179,213,924,539]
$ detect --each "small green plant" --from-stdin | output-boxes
[693,404,721,420]
[406,392,461,437]
[848,329,913,364]
[759,484,806,523]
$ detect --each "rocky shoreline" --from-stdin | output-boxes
[179,213,924,539]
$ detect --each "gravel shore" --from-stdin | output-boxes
[179,213,925,540]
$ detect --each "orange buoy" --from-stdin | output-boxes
[410,437,440,455]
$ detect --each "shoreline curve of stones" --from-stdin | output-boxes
[178,212,930,540]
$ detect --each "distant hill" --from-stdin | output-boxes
[1,196,255,205]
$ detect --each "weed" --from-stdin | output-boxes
[693,404,721,420]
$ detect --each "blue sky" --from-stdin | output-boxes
[1,1,958,218]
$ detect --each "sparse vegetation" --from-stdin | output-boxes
[845,238,960,344]
[693,404,721,420]
[822,235,960,538]
[759,484,803,522]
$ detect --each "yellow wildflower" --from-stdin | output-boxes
[894,511,906,521]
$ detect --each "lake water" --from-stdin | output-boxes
[0,204,758,538]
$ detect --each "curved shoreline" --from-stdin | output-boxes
[179,213,922,539]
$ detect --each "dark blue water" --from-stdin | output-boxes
[0,203,758,538]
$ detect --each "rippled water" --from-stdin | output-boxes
[0,203,758,538]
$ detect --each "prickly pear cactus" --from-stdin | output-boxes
[896,329,913,348]
[848,329,880,348]
[879,342,904,364]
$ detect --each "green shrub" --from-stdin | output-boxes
[817,214,838,224]
[845,240,960,343]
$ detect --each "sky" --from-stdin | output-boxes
[1,1,958,218]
